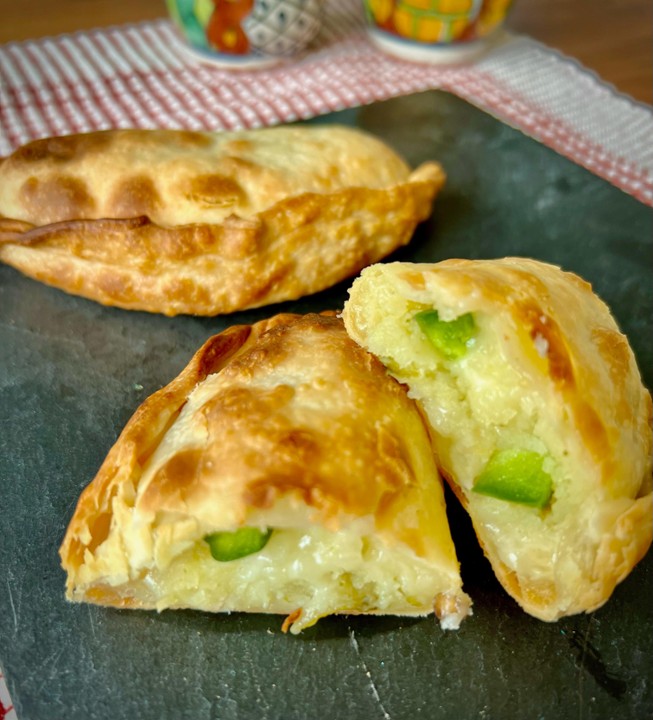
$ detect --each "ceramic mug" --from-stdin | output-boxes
[363,0,514,63]
[167,0,322,68]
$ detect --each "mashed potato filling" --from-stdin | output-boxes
[127,524,464,633]
[352,289,594,595]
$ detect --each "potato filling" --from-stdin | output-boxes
[411,308,556,508]
[140,525,464,633]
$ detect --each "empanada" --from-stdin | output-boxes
[59,313,471,633]
[343,258,653,621]
[0,126,444,316]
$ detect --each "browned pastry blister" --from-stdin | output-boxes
[59,313,471,633]
[0,126,445,315]
[343,258,653,621]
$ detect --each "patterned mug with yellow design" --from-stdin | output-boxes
[167,0,322,68]
[364,0,514,63]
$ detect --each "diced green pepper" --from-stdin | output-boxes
[472,448,553,508]
[204,527,272,562]
[415,309,477,360]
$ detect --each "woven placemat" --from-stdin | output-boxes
[1,0,651,204]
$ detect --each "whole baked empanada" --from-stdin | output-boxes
[59,313,471,633]
[343,258,653,621]
[0,126,444,316]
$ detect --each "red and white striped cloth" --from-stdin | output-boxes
[1,0,652,205]
[0,672,14,720]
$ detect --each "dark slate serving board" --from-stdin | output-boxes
[1,90,652,720]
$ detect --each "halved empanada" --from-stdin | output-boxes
[343,258,653,621]
[0,126,444,316]
[59,313,471,633]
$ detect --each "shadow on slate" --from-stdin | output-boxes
[1,90,651,720]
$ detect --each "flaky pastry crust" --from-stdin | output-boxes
[0,126,445,315]
[59,313,470,632]
[343,258,653,621]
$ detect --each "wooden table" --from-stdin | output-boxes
[0,0,651,104]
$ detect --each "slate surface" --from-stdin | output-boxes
[1,90,652,720]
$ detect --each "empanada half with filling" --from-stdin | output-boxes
[59,313,471,633]
[0,125,444,316]
[343,258,653,621]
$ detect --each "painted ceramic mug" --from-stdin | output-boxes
[363,0,514,63]
[167,0,322,68]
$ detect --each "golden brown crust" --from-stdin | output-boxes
[0,126,445,315]
[60,312,469,628]
[390,258,653,501]
[343,258,653,620]
[59,320,255,574]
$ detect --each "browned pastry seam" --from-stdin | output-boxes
[0,215,34,242]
